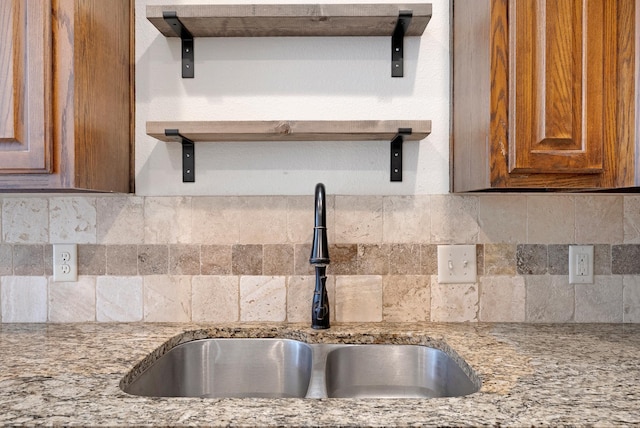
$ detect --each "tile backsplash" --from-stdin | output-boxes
[1,194,639,323]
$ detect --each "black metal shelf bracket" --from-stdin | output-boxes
[165,129,195,182]
[390,128,412,182]
[163,12,194,78]
[392,10,413,77]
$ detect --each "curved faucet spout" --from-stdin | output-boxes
[314,183,326,230]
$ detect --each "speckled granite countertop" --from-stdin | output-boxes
[1,322,639,426]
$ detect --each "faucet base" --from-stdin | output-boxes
[311,266,330,329]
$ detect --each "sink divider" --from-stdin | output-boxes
[305,343,353,399]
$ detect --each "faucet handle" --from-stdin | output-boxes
[313,301,329,321]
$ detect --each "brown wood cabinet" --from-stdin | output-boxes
[451,0,638,191]
[0,0,133,192]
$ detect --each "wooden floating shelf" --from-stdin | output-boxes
[146,4,432,38]
[146,120,431,183]
[146,120,431,142]
[147,3,432,77]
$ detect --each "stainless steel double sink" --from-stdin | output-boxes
[121,338,479,399]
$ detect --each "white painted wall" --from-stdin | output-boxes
[135,0,450,195]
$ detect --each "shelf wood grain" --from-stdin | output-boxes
[146,3,431,38]
[147,120,431,143]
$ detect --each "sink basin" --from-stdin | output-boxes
[123,338,313,398]
[122,338,479,399]
[324,345,478,398]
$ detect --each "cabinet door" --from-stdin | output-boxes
[452,0,636,191]
[0,0,52,174]
[509,0,604,174]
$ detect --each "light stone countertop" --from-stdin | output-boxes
[1,322,639,426]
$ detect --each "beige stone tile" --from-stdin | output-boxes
[201,245,232,275]
[192,276,239,322]
[44,244,53,276]
[476,244,484,276]
[548,245,569,275]
[478,195,526,244]
[191,197,241,245]
[137,245,168,275]
[479,276,525,322]
[232,244,262,275]
[335,275,382,322]
[383,275,430,322]
[0,245,12,275]
[516,244,547,275]
[106,245,138,276]
[623,275,640,323]
[1,276,47,322]
[264,244,294,276]
[96,276,143,322]
[382,195,430,243]
[575,195,623,244]
[287,196,314,245]
[430,278,478,322]
[78,245,106,275]
[623,196,640,244]
[389,244,421,275]
[594,244,612,275]
[287,275,335,323]
[13,245,45,275]
[2,198,48,243]
[143,275,191,322]
[49,197,97,244]
[287,196,335,245]
[420,244,438,275]
[240,276,286,322]
[430,195,478,244]
[526,195,575,243]
[334,196,383,244]
[484,244,516,276]
[329,244,358,275]
[144,197,192,244]
[293,243,314,275]
[525,275,574,323]
[612,245,640,275]
[238,196,288,244]
[48,276,96,322]
[357,244,389,275]
[287,275,314,323]
[169,244,201,275]
[575,276,623,323]
[96,196,144,244]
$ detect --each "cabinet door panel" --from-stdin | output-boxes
[509,0,603,174]
[0,0,52,174]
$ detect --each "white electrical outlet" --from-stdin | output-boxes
[53,244,78,282]
[569,245,594,284]
[437,245,477,283]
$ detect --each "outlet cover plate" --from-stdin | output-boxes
[437,245,477,283]
[53,244,78,282]
[569,245,594,284]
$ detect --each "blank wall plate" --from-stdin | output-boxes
[53,244,78,282]
[437,245,477,283]
[569,245,594,284]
